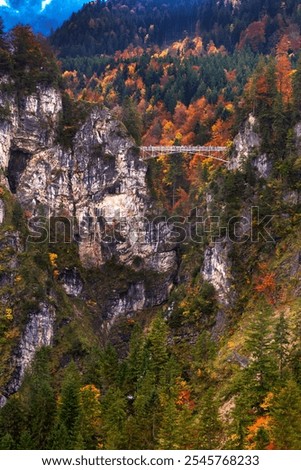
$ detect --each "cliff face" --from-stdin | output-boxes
[0,86,177,402]
[0,88,176,273]
[228,113,272,178]
[3,302,56,405]
[0,85,62,171]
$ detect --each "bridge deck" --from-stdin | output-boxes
[139,145,228,163]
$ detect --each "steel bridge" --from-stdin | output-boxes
[139,145,228,163]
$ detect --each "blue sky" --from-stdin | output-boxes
[0,0,88,34]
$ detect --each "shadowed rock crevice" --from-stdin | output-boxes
[7,149,32,193]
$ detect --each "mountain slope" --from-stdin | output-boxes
[50,0,301,57]
[0,66,300,448]
[51,0,205,57]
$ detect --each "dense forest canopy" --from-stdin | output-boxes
[50,0,301,57]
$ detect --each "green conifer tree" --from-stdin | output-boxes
[56,362,82,448]
[274,313,290,382]
[271,379,301,449]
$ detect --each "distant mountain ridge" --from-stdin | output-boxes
[50,0,301,57]
[51,0,206,57]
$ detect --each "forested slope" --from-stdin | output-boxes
[0,0,300,451]
[51,0,301,57]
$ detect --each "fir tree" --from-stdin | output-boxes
[271,379,301,449]
[25,349,56,449]
[101,387,127,450]
[122,97,143,145]
[56,362,82,448]
[194,389,222,450]
[244,308,276,403]
[274,313,290,382]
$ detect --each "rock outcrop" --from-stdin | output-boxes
[0,85,62,171]
[0,90,177,274]
[58,268,84,297]
[228,114,272,178]
[0,86,178,400]
[202,242,234,307]
[0,302,56,406]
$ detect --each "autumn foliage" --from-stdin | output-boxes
[254,263,277,305]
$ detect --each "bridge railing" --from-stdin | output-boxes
[139,145,229,163]
[140,145,227,153]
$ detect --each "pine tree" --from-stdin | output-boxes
[194,389,222,450]
[258,60,278,153]
[272,93,289,160]
[50,423,72,450]
[193,331,217,382]
[0,396,26,447]
[274,313,290,382]
[18,430,34,450]
[98,344,120,391]
[130,370,157,449]
[0,18,11,74]
[290,312,301,385]
[122,97,143,145]
[25,349,56,449]
[10,25,61,93]
[101,387,127,450]
[145,315,169,377]
[244,308,276,403]
[156,383,189,450]
[56,362,82,448]
[125,323,145,390]
[271,379,301,449]
[78,385,102,450]
[0,433,15,450]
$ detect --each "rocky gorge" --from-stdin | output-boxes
[0,83,300,408]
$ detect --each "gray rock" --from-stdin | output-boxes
[202,241,234,307]
[228,114,272,178]
[253,153,272,179]
[0,199,5,225]
[0,89,177,275]
[295,122,301,151]
[3,303,56,400]
[0,86,62,170]
[228,114,261,171]
[283,190,300,206]
[59,268,83,297]
[104,277,174,327]
[0,395,7,408]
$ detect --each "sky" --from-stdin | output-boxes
[0,0,88,35]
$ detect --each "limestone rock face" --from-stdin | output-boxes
[228,114,260,171]
[0,199,5,225]
[0,86,179,402]
[0,303,56,406]
[228,114,272,178]
[104,278,174,328]
[58,268,84,297]
[202,242,234,307]
[0,88,177,274]
[295,122,301,149]
[0,86,62,171]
